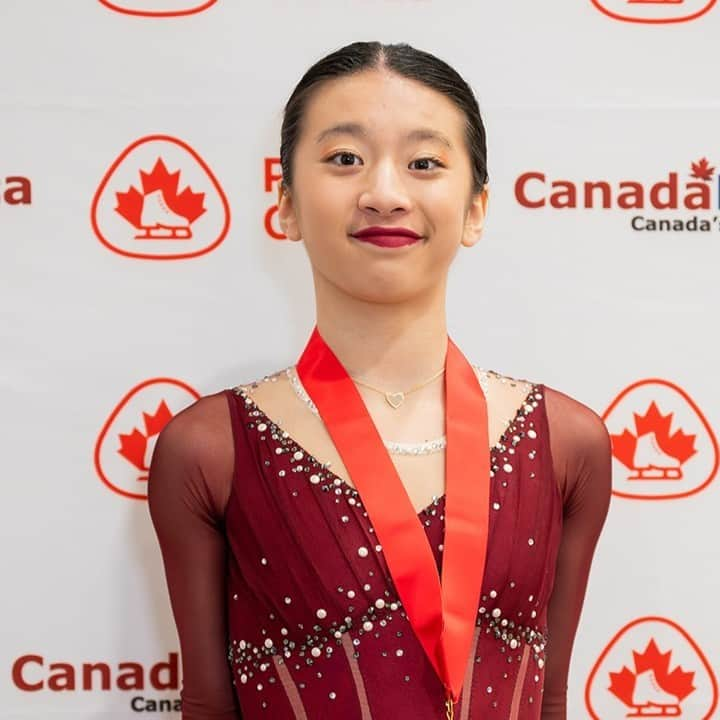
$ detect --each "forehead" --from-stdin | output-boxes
[300,69,466,146]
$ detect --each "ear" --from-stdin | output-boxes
[277,182,302,242]
[461,183,489,248]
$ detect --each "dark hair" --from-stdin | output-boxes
[279,41,489,196]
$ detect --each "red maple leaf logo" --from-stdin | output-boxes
[117,399,174,475]
[608,638,696,711]
[690,157,715,181]
[115,158,206,238]
[611,400,697,480]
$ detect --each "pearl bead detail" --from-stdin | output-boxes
[226,379,549,701]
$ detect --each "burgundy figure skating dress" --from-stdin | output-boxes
[148,367,612,719]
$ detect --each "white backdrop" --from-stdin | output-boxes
[2,1,718,718]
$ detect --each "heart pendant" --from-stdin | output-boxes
[385,391,405,409]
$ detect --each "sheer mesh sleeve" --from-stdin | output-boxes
[147,391,241,720]
[540,385,613,719]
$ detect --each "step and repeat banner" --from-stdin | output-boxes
[2,1,718,718]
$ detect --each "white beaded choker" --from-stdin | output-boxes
[285,365,490,456]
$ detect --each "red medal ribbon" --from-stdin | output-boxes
[296,326,490,704]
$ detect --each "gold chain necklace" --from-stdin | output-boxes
[348,367,445,409]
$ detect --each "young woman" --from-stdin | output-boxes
[148,41,612,720]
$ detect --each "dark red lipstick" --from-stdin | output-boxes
[350,226,422,248]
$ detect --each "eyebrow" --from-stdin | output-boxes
[315,122,453,149]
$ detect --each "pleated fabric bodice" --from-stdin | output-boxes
[222,379,563,719]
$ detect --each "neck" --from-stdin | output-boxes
[312,275,449,390]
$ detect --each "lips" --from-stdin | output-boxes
[350,226,422,248]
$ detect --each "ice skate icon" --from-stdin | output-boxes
[627,433,682,480]
[135,189,192,239]
[627,669,682,716]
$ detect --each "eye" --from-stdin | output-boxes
[324,152,445,171]
[410,156,444,171]
[326,151,362,166]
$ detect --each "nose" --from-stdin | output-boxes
[357,158,412,216]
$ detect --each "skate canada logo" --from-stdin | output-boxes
[12,652,181,713]
[602,379,718,500]
[91,135,230,259]
[98,0,218,17]
[515,157,720,232]
[94,378,199,500]
[586,617,718,719]
[591,0,717,24]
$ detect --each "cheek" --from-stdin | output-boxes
[301,187,353,235]
[426,197,466,235]
[421,177,467,214]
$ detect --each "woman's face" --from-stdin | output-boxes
[277,68,488,304]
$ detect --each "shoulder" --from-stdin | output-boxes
[230,366,289,399]
[155,390,233,460]
[148,390,235,519]
[473,365,535,396]
[540,382,613,510]
[541,382,612,456]
[473,365,532,386]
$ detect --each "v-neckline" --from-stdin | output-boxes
[232,379,540,518]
